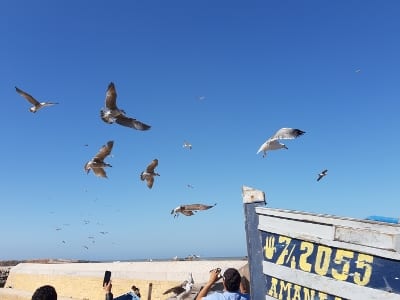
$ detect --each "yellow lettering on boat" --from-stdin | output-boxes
[315,245,332,276]
[268,277,279,298]
[278,280,292,299]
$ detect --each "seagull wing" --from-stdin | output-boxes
[164,286,185,295]
[15,87,40,106]
[182,203,216,211]
[92,167,107,178]
[317,169,328,181]
[146,176,155,188]
[181,210,195,216]
[94,141,114,161]
[257,139,285,154]
[271,128,305,140]
[146,159,158,173]
[115,114,151,130]
[105,82,117,109]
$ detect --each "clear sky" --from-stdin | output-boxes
[1,0,399,261]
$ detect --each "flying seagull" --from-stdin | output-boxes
[317,169,328,181]
[183,140,192,150]
[140,159,160,189]
[100,82,151,130]
[15,86,58,113]
[84,140,114,178]
[163,273,194,299]
[171,203,217,218]
[257,127,306,158]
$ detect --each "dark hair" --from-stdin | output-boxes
[132,285,141,297]
[223,268,241,292]
[32,285,57,300]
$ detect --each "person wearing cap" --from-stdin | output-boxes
[196,268,250,299]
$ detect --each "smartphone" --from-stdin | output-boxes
[103,270,111,287]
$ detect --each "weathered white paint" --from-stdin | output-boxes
[242,185,266,204]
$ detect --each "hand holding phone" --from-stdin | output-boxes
[103,270,111,287]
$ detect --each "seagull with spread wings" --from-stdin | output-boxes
[100,82,151,130]
[171,203,217,218]
[317,169,328,181]
[163,273,194,299]
[15,86,58,113]
[140,159,160,189]
[257,127,305,158]
[84,141,114,178]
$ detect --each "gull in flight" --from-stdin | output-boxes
[257,127,306,158]
[100,82,151,130]
[15,86,58,113]
[84,141,114,178]
[171,203,217,218]
[317,169,328,181]
[183,140,192,150]
[140,159,160,189]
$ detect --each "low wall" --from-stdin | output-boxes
[1,259,249,300]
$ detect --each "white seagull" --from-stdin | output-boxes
[84,141,114,178]
[100,82,151,131]
[317,169,328,181]
[257,127,306,158]
[171,203,217,218]
[15,86,58,113]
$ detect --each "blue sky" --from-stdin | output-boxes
[1,0,399,261]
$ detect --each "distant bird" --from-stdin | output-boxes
[257,127,306,158]
[15,86,58,113]
[84,140,114,178]
[99,231,108,235]
[317,169,328,181]
[83,245,89,250]
[163,273,194,299]
[183,140,192,150]
[140,159,160,189]
[355,69,361,73]
[171,203,217,218]
[100,82,151,130]
[197,96,206,101]
[186,184,194,189]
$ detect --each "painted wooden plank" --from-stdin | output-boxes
[261,231,400,295]
[242,186,267,300]
[258,222,400,260]
[256,207,400,234]
[258,214,335,241]
[335,226,400,252]
[263,260,400,300]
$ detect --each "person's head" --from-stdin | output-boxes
[131,285,141,296]
[32,285,57,300]
[223,268,241,292]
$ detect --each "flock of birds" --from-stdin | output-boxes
[15,84,329,183]
[15,82,223,221]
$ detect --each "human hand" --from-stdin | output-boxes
[208,268,222,284]
[103,280,112,293]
